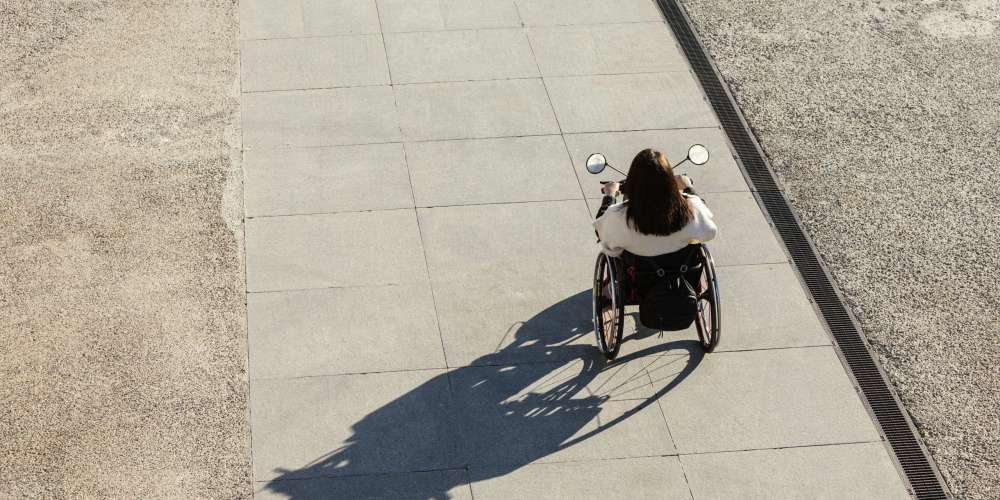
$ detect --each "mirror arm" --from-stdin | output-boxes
[606,163,627,176]
[673,157,690,169]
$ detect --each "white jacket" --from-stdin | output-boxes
[593,195,718,257]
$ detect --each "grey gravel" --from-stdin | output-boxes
[0,1,249,497]
[679,0,999,497]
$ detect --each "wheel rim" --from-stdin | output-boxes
[593,256,620,354]
[600,264,618,350]
[694,247,720,350]
[696,269,713,347]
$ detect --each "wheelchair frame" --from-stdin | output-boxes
[592,244,721,360]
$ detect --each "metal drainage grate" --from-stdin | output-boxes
[654,1,950,498]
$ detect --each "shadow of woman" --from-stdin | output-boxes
[263,290,702,499]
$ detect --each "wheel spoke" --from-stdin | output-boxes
[602,289,616,347]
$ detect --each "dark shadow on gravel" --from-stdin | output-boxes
[263,290,701,499]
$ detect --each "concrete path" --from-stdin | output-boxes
[237,1,912,498]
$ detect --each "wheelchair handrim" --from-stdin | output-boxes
[592,255,622,357]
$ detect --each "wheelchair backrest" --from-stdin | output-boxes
[622,244,702,275]
[620,244,703,303]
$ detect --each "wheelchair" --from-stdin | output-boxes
[586,145,721,360]
[592,244,721,360]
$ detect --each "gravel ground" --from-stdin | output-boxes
[679,0,999,497]
[0,1,249,497]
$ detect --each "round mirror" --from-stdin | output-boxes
[688,144,708,165]
[586,153,607,174]
[687,144,710,165]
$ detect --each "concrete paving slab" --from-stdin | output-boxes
[396,79,559,141]
[514,0,664,26]
[562,128,750,197]
[708,264,830,350]
[250,369,459,481]
[450,365,674,467]
[240,35,389,92]
[417,200,594,283]
[242,86,400,148]
[257,469,474,500]
[245,210,427,292]
[247,284,445,380]
[377,0,521,33]
[681,442,910,500]
[384,29,538,84]
[528,22,687,77]
[406,136,581,207]
[653,347,881,453]
[545,73,718,133]
[469,456,692,500]
[244,143,412,217]
[431,280,592,367]
[703,192,789,266]
[240,0,380,39]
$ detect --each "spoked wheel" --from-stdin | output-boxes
[694,245,721,352]
[592,254,624,360]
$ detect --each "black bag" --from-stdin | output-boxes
[637,251,699,331]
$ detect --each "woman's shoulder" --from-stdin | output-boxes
[593,201,627,230]
[684,193,711,212]
[595,201,627,219]
[606,201,627,214]
[684,193,715,219]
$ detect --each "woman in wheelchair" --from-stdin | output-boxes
[591,148,719,358]
[594,148,716,257]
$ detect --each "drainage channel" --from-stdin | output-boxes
[654,1,951,498]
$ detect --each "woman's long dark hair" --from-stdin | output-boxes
[622,149,692,235]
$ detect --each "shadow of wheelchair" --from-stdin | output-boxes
[262,290,702,499]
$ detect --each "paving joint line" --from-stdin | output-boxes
[242,126,724,152]
[247,344,842,382]
[239,70,701,94]
[238,19,675,42]
[258,466,470,485]
[243,257,796,294]
[675,439,886,458]
[646,362,695,498]
[583,188,751,199]
[256,450,697,487]
[245,197,587,220]
[254,438,890,487]
[247,282,425,295]
[251,366,449,383]
[709,343,834,354]
[713,259,789,268]
[518,8,603,229]
[241,69,697,94]
[374,0,455,386]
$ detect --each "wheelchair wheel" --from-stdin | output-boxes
[592,253,624,360]
[695,245,721,352]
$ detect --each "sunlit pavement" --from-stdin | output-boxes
[238,1,911,498]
